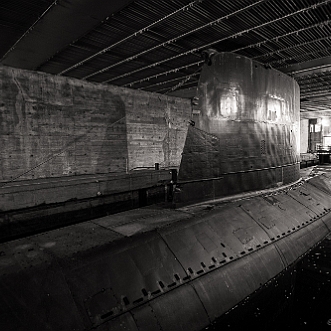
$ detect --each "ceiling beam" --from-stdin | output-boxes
[121,61,203,87]
[59,0,206,76]
[0,0,58,61]
[0,0,136,69]
[103,0,331,85]
[301,85,331,93]
[167,86,198,98]
[160,80,199,94]
[268,45,331,68]
[253,36,331,62]
[301,91,331,98]
[284,57,331,77]
[139,72,200,90]
[81,0,268,80]
[129,19,331,91]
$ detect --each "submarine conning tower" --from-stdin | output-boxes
[175,51,300,205]
[2,53,331,331]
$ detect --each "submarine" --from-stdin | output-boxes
[1,52,331,331]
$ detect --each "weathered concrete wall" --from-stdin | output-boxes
[0,66,127,181]
[0,65,191,182]
[126,91,189,171]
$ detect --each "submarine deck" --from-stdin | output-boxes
[54,164,324,241]
[1,165,331,331]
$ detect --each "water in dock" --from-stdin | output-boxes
[205,234,331,330]
[202,165,331,330]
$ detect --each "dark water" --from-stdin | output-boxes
[204,236,331,330]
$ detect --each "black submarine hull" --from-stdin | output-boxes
[1,172,331,331]
[0,52,327,330]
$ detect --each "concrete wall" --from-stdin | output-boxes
[126,91,189,171]
[0,65,191,182]
[300,118,309,153]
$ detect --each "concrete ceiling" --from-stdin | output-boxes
[1,0,331,116]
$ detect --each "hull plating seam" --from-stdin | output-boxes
[90,215,331,327]
[1,173,331,331]
[177,161,301,185]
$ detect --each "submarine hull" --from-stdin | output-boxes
[0,52,329,330]
[1,172,331,330]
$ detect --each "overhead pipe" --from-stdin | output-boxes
[253,36,331,61]
[81,0,268,80]
[301,81,331,91]
[270,44,331,67]
[164,67,202,94]
[106,0,331,86]
[301,84,331,92]
[0,0,58,61]
[160,80,198,93]
[139,71,200,90]
[124,21,331,89]
[58,0,206,75]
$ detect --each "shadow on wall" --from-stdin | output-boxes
[95,94,128,175]
[162,104,180,169]
[4,91,129,183]
[163,107,173,169]
[0,68,129,183]
[53,92,129,178]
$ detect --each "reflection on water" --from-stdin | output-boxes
[204,235,331,330]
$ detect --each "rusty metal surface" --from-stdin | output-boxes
[1,174,331,330]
